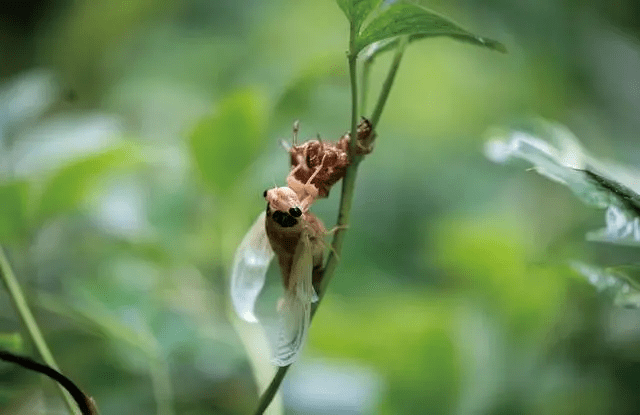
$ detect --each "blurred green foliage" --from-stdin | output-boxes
[1,0,640,414]
[0,181,29,242]
[0,333,23,355]
[190,90,267,193]
[37,145,141,224]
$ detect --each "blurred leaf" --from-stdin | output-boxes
[354,3,506,54]
[0,332,23,354]
[189,90,266,193]
[586,205,640,247]
[486,128,606,206]
[362,30,506,64]
[336,0,382,33]
[0,181,29,243]
[583,169,640,216]
[606,265,640,290]
[572,262,640,308]
[582,159,640,248]
[487,123,640,247]
[273,54,348,123]
[36,145,140,224]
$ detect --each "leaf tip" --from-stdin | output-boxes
[479,37,507,53]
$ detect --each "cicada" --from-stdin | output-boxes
[230,119,374,366]
[230,186,325,366]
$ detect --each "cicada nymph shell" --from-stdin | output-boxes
[287,117,375,200]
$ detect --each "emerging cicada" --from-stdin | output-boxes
[230,119,374,365]
[230,186,325,366]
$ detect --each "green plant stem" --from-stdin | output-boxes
[370,36,408,128]
[252,364,291,415]
[252,24,406,415]
[253,21,362,415]
[360,55,373,116]
[347,36,360,156]
[316,165,359,299]
[0,246,81,415]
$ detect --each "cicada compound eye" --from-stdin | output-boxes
[263,189,268,198]
[289,207,302,217]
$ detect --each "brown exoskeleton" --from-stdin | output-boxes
[286,117,375,200]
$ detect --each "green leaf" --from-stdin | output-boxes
[0,181,30,242]
[486,121,640,247]
[606,265,640,291]
[583,170,640,217]
[354,3,506,54]
[189,90,266,193]
[336,0,382,32]
[573,262,640,308]
[37,145,140,223]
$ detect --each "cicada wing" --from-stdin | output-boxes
[230,211,274,323]
[271,236,315,366]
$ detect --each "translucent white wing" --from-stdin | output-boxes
[230,211,274,323]
[271,235,314,366]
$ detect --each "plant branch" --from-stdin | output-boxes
[360,55,373,115]
[370,35,408,128]
[252,19,363,415]
[252,364,291,415]
[0,246,82,415]
[253,20,407,415]
[0,350,99,415]
[347,35,360,157]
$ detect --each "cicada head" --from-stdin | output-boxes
[264,187,305,228]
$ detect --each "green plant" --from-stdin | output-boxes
[243,1,505,413]
[0,2,506,413]
[486,120,640,305]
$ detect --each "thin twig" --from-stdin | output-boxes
[38,291,174,415]
[0,350,99,415]
[0,246,82,415]
[370,36,408,128]
[360,53,373,118]
[252,364,291,415]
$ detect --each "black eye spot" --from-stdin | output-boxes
[263,189,268,198]
[289,207,302,217]
[272,211,284,224]
[272,210,298,228]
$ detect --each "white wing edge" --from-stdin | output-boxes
[271,236,314,366]
[230,211,274,323]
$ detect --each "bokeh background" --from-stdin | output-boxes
[1,0,640,414]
